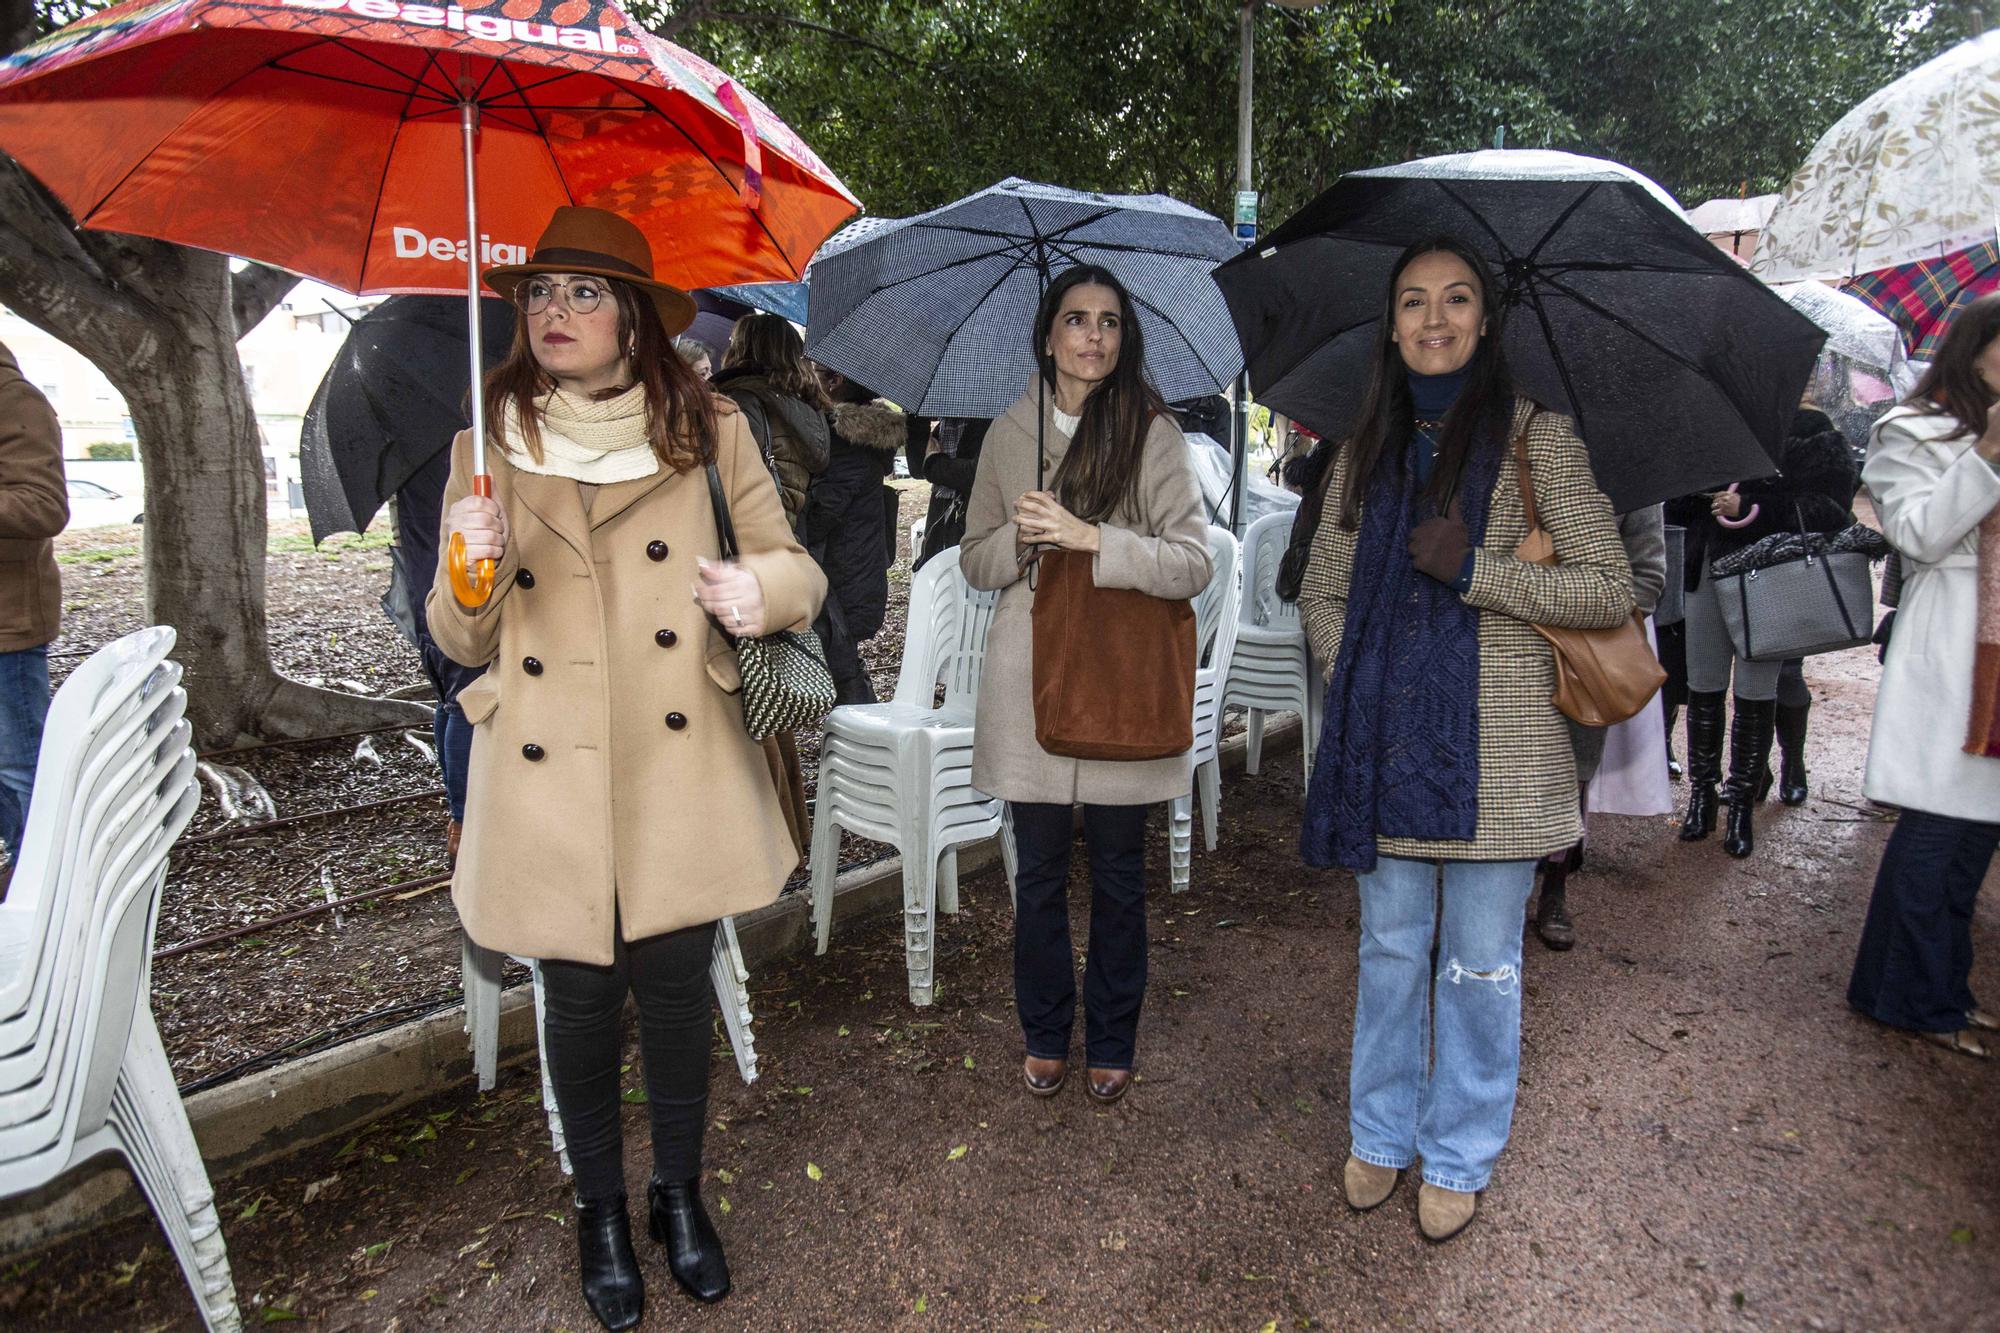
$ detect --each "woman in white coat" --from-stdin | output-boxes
[1849,296,2000,1058]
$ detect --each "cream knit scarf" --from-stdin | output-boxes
[500,384,658,484]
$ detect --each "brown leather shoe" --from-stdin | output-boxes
[446,818,462,866]
[1023,1056,1066,1097]
[1417,1183,1479,1242]
[1085,1068,1131,1104]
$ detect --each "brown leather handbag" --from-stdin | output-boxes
[1509,417,1665,728]
[1031,547,1197,761]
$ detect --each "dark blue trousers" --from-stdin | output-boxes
[1848,807,1999,1033]
[1009,801,1150,1070]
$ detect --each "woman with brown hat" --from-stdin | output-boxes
[428,206,825,1329]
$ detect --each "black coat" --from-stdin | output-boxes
[1665,408,1856,592]
[807,400,908,643]
[911,417,990,571]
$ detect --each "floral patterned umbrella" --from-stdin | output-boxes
[1754,31,2000,283]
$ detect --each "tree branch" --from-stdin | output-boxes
[700,9,918,64]
[232,262,301,337]
[0,157,153,343]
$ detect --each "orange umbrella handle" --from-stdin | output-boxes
[447,473,496,607]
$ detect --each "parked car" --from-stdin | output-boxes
[64,477,143,531]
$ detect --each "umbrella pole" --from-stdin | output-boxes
[447,97,496,607]
[1230,370,1249,537]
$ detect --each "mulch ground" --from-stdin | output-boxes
[4,623,1995,1330]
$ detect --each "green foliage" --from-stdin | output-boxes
[84,439,132,460]
[651,0,1962,226]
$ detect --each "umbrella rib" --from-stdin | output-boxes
[913,252,1043,414]
[1123,286,1235,393]
[1522,183,1602,265]
[1433,181,1523,265]
[353,48,448,294]
[623,83,803,278]
[1519,282,1592,443]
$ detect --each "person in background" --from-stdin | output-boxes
[808,367,910,705]
[961,264,1211,1109]
[673,336,712,382]
[1298,237,1633,1242]
[388,441,487,861]
[0,339,64,895]
[1532,504,1666,950]
[912,416,990,570]
[1664,403,1854,858]
[713,314,829,534]
[431,207,825,1327]
[1849,294,2000,1059]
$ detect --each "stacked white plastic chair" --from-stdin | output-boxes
[1222,510,1318,788]
[1168,526,1243,892]
[810,547,1009,1006]
[463,920,760,1175]
[0,628,231,1330]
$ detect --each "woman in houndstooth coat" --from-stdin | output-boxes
[1297,238,1633,1243]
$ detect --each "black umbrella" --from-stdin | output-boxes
[300,295,516,543]
[1212,150,1829,511]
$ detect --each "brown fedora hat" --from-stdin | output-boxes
[483,206,697,337]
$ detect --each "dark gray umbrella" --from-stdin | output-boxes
[300,296,515,543]
[1212,150,1829,511]
[803,178,1244,418]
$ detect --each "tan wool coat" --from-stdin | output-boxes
[961,387,1213,806]
[1299,400,1634,862]
[0,342,66,653]
[425,409,826,964]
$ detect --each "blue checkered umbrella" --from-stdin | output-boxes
[803,178,1243,417]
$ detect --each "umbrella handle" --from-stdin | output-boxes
[447,473,497,607]
[1715,482,1760,529]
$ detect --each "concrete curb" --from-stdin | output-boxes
[1,715,1302,1254]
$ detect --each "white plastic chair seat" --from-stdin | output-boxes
[1166,526,1243,892]
[1222,511,1316,789]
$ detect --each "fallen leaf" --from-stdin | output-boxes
[237,1194,270,1222]
[358,1289,378,1301]
[1950,1226,1975,1245]
[963,1055,976,1070]
[947,1145,968,1161]
[915,1295,928,1313]
[457,1240,486,1259]
[716,1168,736,1185]
[454,1167,477,1186]
[806,1162,824,1181]
[838,1025,851,1037]
[620,1088,648,1104]
[717,1195,732,1215]
[261,1307,302,1324]
[1261,1323,1279,1333]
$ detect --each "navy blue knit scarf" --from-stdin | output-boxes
[1301,376,1503,872]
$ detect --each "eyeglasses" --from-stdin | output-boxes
[517,277,607,316]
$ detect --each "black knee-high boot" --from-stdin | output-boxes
[1722,698,1776,859]
[1776,700,1811,806]
[1679,691,1725,841]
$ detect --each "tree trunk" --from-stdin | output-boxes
[0,166,427,747]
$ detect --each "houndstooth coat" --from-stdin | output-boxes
[1299,399,1635,863]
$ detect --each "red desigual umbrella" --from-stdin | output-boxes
[0,0,858,602]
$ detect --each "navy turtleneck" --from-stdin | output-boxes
[1407,365,1469,489]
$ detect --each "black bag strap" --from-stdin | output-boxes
[1736,571,1754,660]
[704,462,742,645]
[705,461,740,560]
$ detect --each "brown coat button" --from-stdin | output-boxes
[647,540,669,562]
[522,656,543,676]
[665,712,688,731]
[655,629,678,648]
[515,568,535,589]
[522,743,545,761]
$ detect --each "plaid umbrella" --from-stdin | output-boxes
[803,178,1243,418]
[1846,240,2000,360]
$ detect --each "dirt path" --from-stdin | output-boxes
[6,641,1996,1331]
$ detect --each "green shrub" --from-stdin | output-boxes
[85,441,134,461]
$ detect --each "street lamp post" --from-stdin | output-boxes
[1229,0,1324,535]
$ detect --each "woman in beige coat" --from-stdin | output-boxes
[1299,238,1631,1243]
[428,207,823,1329]
[961,265,1211,1106]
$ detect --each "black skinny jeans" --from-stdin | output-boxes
[1009,801,1151,1070]
[539,920,717,1203]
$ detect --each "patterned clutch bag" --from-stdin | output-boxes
[705,463,837,741]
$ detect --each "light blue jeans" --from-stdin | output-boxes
[1349,855,1537,1193]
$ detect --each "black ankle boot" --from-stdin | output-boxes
[1679,691,1725,841]
[1721,698,1776,859]
[1776,700,1810,806]
[1534,870,1576,951]
[649,1175,731,1303]
[574,1195,644,1331]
